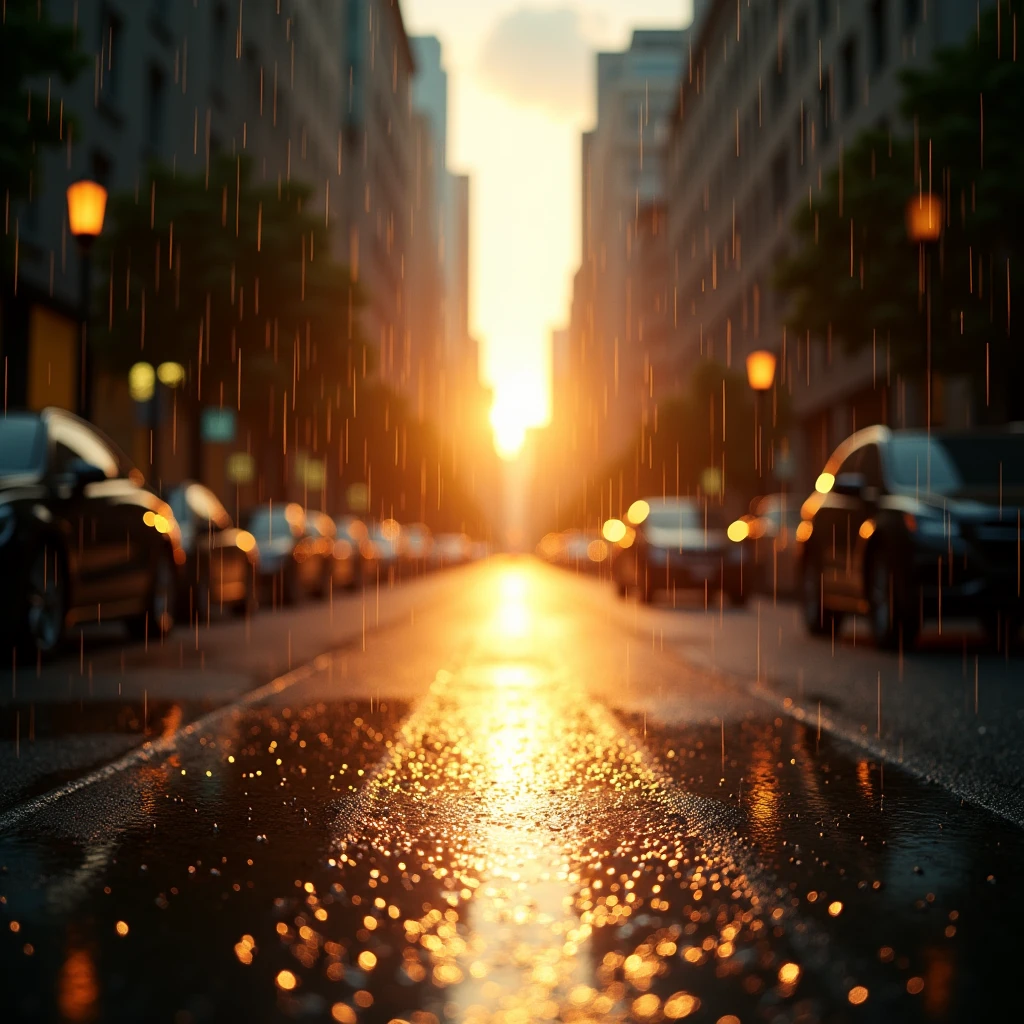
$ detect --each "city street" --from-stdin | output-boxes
[2,558,1023,1022]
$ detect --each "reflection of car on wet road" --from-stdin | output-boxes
[613,497,748,604]
[0,409,181,655]
[166,481,258,620]
[799,426,1024,649]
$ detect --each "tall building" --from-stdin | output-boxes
[339,0,416,390]
[578,30,685,458]
[3,0,344,419]
[665,0,991,485]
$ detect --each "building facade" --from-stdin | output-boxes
[665,0,991,485]
[576,30,685,460]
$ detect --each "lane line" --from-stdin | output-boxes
[0,653,333,834]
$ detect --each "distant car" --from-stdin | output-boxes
[612,497,748,605]
[244,503,323,605]
[0,409,182,654]
[400,522,434,574]
[798,425,1024,649]
[743,493,803,595]
[336,515,371,584]
[306,510,357,594]
[367,519,401,575]
[432,532,472,568]
[167,481,258,620]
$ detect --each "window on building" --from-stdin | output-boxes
[817,0,832,35]
[145,66,166,153]
[841,36,858,115]
[771,148,789,216]
[903,0,922,30]
[795,9,810,71]
[97,6,123,105]
[869,0,888,72]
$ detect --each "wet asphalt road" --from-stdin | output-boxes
[1,558,1024,1022]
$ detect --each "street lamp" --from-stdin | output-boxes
[746,349,777,477]
[67,179,107,419]
[906,193,942,429]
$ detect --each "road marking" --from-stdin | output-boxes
[0,653,332,834]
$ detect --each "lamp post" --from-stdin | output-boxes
[746,349,777,477]
[66,179,107,420]
[905,193,941,430]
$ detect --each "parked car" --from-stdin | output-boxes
[612,497,748,604]
[400,522,434,574]
[797,425,1024,649]
[166,482,258,620]
[432,532,472,568]
[741,493,803,595]
[367,519,401,575]
[336,515,371,584]
[244,503,323,605]
[0,409,182,654]
[306,509,357,593]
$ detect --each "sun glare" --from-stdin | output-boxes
[489,374,547,461]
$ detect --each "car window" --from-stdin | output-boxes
[48,415,120,478]
[0,415,46,474]
[859,445,883,488]
[888,434,1024,494]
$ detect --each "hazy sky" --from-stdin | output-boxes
[402,0,693,434]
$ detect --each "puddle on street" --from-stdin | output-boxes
[0,564,1022,1022]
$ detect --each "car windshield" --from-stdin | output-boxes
[888,435,1024,495]
[646,504,725,530]
[0,415,46,475]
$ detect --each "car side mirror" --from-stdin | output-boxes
[833,472,866,498]
[55,458,108,494]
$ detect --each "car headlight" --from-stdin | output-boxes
[0,505,15,547]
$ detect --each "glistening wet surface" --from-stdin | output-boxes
[1,562,1022,1022]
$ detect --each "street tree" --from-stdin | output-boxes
[775,5,1024,423]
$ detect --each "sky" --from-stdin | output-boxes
[402,0,693,445]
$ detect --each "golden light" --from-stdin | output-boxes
[489,374,546,461]
[795,520,814,542]
[157,361,185,388]
[236,530,256,553]
[858,519,876,540]
[226,452,255,484]
[128,362,155,402]
[778,962,801,986]
[602,518,627,543]
[620,525,637,548]
[380,518,401,542]
[727,519,749,542]
[746,349,777,392]
[627,499,650,525]
[906,193,942,243]
[275,969,297,991]
[66,179,107,240]
[587,539,609,563]
[815,471,835,494]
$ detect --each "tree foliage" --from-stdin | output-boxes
[557,361,789,529]
[775,4,1024,421]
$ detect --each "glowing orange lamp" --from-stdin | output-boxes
[905,193,942,244]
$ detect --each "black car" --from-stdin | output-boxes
[0,409,182,655]
[612,497,748,605]
[798,426,1024,649]
[166,481,259,621]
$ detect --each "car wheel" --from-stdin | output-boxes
[25,545,67,657]
[866,546,918,651]
[801,552,843,637]
[127,549,176,641]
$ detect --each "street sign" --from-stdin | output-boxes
[201,408,237,443]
